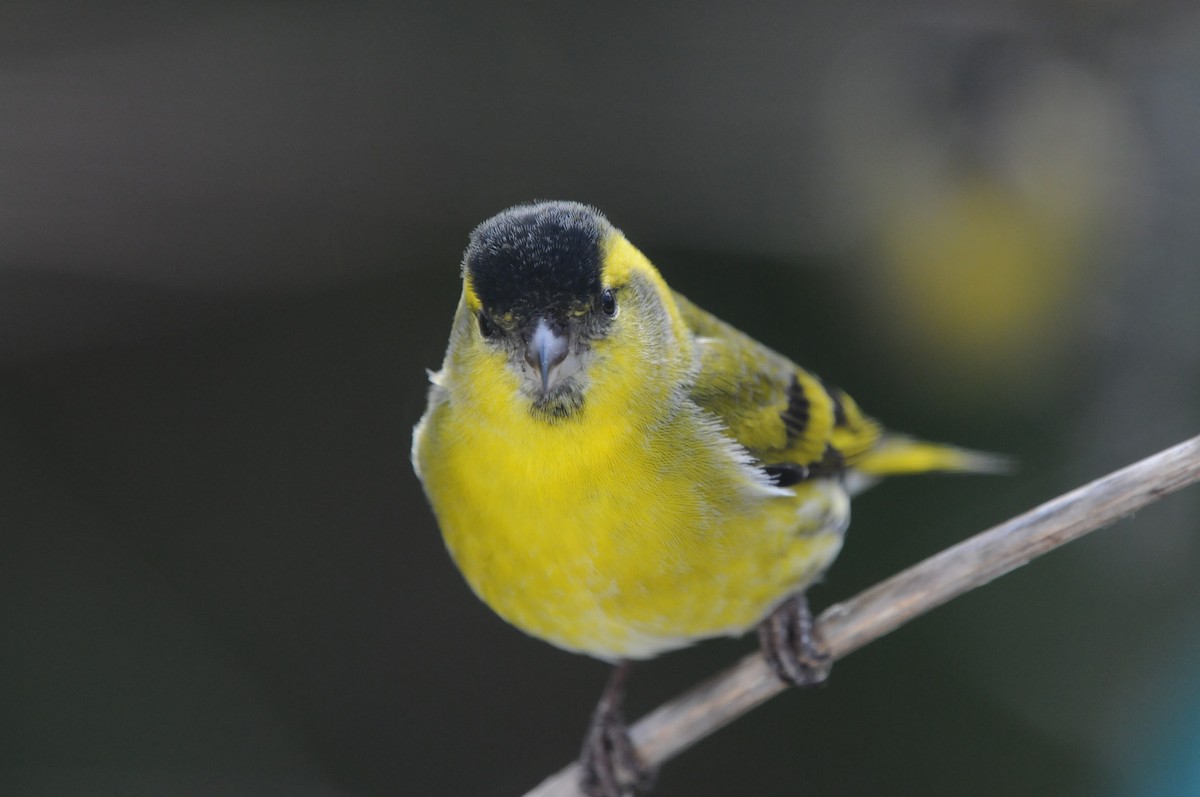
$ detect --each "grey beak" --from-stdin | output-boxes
[524,318,569,393]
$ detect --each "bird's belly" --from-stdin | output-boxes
[419,409,849,660]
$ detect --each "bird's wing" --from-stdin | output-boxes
[673,291,861,478]
[673,291,1007,483]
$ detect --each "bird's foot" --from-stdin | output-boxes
[579,664,656,797]
[579,708,654,797]
[757,592,831,687]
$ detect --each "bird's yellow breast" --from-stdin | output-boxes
[413,350,849,660]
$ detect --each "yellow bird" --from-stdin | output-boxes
[412,201,1000,796]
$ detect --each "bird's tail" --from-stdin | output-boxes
[827,388,1010,481]
[853,435,1012,477]
[843,434,1011,496]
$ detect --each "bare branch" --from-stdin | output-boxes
[524,434,1200,796]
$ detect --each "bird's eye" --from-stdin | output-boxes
[601,288,617,317]
[477,312,499,339]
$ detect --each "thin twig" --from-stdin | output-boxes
[525,434,1200,797]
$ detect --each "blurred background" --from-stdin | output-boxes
[2,1,1198,795]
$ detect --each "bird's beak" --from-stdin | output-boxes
[523,317,569,394]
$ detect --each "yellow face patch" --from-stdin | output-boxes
[599,233,693,352]
[462,277,483,312]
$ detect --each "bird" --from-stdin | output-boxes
[411,201,1002,796]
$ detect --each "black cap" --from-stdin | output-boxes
[464,201,611,320]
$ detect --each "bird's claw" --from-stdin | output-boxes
[580,711,655,797]
[757,592,831,687]
[579,667,655,797]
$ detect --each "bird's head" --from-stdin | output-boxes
[454,201,688,422]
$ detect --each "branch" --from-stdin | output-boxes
[525,434,1200,797]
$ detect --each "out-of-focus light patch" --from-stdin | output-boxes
[816,19,1146,403]
[878,176,1083,385]
[1138,725,1200,797]
[1125,644,1200,797]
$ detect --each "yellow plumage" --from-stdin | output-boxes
[412,201,999,663]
